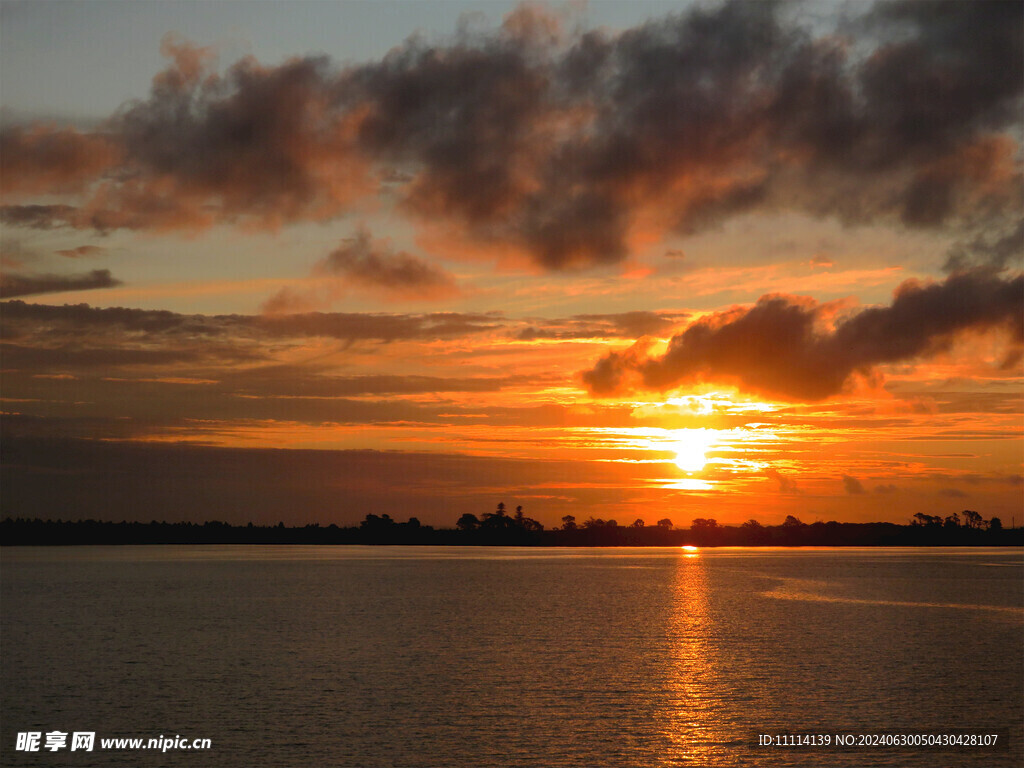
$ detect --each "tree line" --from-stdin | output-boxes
[1,505,1019,546]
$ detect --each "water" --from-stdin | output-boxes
[2,546,1021,767]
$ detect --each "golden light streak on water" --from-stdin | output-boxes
[659,553,741,766]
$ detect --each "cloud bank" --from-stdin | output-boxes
[1,1,1020,270]
[582,270,1024,401]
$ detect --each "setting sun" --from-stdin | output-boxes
[670,429,718,473]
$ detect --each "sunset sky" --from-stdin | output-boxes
[2,0,1021,528]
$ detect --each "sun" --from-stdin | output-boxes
[669,429,716,473]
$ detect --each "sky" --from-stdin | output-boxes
[1,0,1022,529]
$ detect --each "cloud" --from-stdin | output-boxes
[322,229,457,294]
[261,228,459,312]
[0,269,121,298]
[0,298,521,431]
[1,299,504,344]
[582,269,1024,400]
[0,124,118,195]
[766,468,799,494]
[1,1,1019,269]
[55,245,106,259]
[842,474,866,495]
[944,218,1024,273]
[100,36,370,231]
[0,205,78,229]
[254,310,502,343]
[517,311,687,341]
[217,370,517,398]
[0,343,212,369]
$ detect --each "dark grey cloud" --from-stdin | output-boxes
[321,228,457,294]
[0,205,78,229]
[944,218,1024,273]
[583,269,1024,400]
[1,1,1019,269]
[0,300,220,337]
[0,342,212,369]
[0,269,121,298]
[261,228,459,312]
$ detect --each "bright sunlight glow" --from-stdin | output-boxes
[669,428,717,473]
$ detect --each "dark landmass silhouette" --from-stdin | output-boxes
[2,505,1020,547]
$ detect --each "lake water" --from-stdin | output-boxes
[2,546,1021,767]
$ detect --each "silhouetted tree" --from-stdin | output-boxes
[456,513,480,531]
[740,518,766,544]
[360,513,395,530]
[656,518,673,529]
[962,510,983,529]
[944,512,961,528]
[513,505,543,532]
[690,518,720,545]
[630,519,645,528]
[520,517,543,532]
[782,515,804,528]
[7,505,1020,548]
[481,504,506,524]
[912,513,943,526]
[480,502,520,535]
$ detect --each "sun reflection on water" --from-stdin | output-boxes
[660,553,739,766]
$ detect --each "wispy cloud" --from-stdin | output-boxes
[516,311,689,341]
[1,299,505,344]
[0,269,121,298]
[262,228,459,312]
[55,245,106,259]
